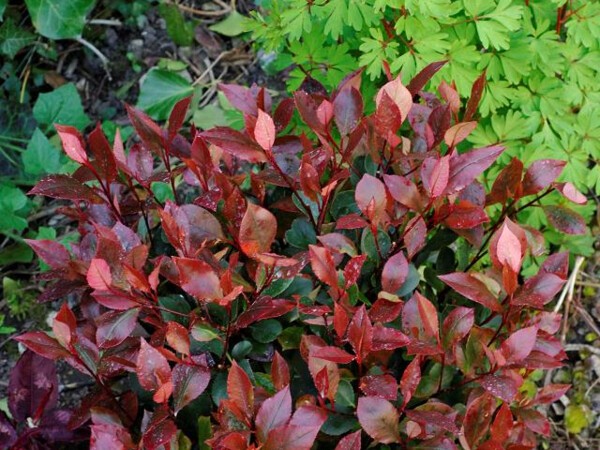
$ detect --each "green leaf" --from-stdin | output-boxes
[159,295,191,326]
[33,83,90,131]
[24,0,95,40]
[564,404,591,434]
[249,319,282,343]
[22,128,62,176]
[192,103,229,130]
[137,69,194,120]
[285,218,317,249]
[158,3,194,46]
[0,0,7,20]
[0,184,29,233]
[209,11,246,37]
[0,18,36,59]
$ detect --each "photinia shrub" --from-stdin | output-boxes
[17,63,585,449]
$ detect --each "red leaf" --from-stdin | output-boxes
[88,123,118,183]
[404,216,427,259]
[87,258,113,291]
[441,200,489,229]
[402,292,441,355]
[487,158,523,205]
[540,252,569,280]
[91,423,135,450]
[479,371,522,402]
[442,307,475,349]
[174,257,223,300]
[55,124,88,164]
[381,251,408,293]
[274,98,295,131]
[255,109,276,151]
[369,298,403,323]
[25,239,70,269]
[372,325,410,351]
[240,202,277,255]
[421,156,449,198]
[335,430,362,450]
[255,386,292,443]
[500,326,538,364]
[168,96,191,140]
[357,396,400,444]
[407,60,447,95]
[219,83,257,116]
[136,339,172,401]
[463,393,496,448]
[235,296,296,329]
[201,127,267,162]
[516,408,550,436]
[495,219,523,273]
[29,174,100,202]
[543,205,587,235]
[555,182,586,204]
[142,408,177,450]
[355,174,387,223]
[463,71,486,122]
[227,361,254,424]
[522,159,566,196]
[348,306,373,362]
[400,356,421,407]
[360,374,398,400]
[14,332,70,360]
[271,351,290,391]
[96,308,140,349]
[512,272,565,309]
[309,244,338,288]
[172,357,210,413]
[438,273,501,312]
[444,121,477,148]
[446,145,505,195]
[165,321,190,355]
[344,254,367,288]
[374,90,403,137]
[264,405,327,450]
[333,87,363,135]
[125,104,164,157]
[294,91,326,134]
[490,403,513,443]
[300,158,320,201]
[533,384,570,405]
[384,174,422,211]
[311,346,355,364]
[376,77,412,122]
[52,303,77,348]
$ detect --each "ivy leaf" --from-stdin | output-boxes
[0,18,35,58]
[25,0,95,40]
[33,83,90,131]
[137,69,194,121]
[22,128,62,176]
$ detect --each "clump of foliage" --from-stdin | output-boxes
[245,0,598,256]
[16,66,586,448]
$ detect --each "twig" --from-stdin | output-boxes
[564,343,600,356]
[88,19,122,26]
[192,52,227,86]
[74,37,111,80]
[167,0,231,17]
[554,256,584,313]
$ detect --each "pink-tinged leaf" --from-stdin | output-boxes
[404,217,427,261]
[172,358,210,414]
[441,200,489,229]
[404,410,459,435]
[512,273,565,309]
[55,124,88,164]
[96,308,140,349]
[318,233,357,256]
[309,244,338,288]
[0,412,16,448]
[357,396,400,444]
[166,321,190,355]
[255,109,276,151]
[9,350,59,422]
[125,104,165,157]
[90,423,135,450]
[264,405,327,450]
[463,71,486,122]
[25,239,70,269]
[463,393,496,448]
[336,213,368,230]
[555,182,586,204]
[240,202,277,256]
[439,80,460,113]
[227,361,254,424]
[355,174,387,223]
[316,99,334,126]
[219,84,257,116]
[52,303,77,348]
[374,90,403,137]
[142,409,177,450]
[87,258,113,291]
[14,332,70,360]
[235,297,296,329]
[490,403,513,442]
[333,87,363,135]
[201,127,267,162]
[446,145,505,195]
[93,291,139,310]
[300,158,320,201]
[438,273,501,312]
[421,156,449,198]
[29,174,100,202]
[272,351,290,391]
[543,205,587,235]
[500,326,538,364]
[360,374,398,401]
[516,408,550,436]
[540,252,569,280]
[255,386,292,443]
[335,430,362,450]
[407,60,447,95]
[479,371,522,402]
[311,346,355,364]
[442,307,475,349]
[344,254,367,288]
[381,252,408,293]
[402,292,441,355]
[444,121,477,148]
[495,220,523,273]
[136,339,172,398]
[533,384,570,405]
[174,257,223,300]
[376,77,412,122]
[168,96,191,141]
[372,325,410,351]
[384,174,422,211]
[369,298,403,323]
[400,356,421,407]
[348,306,373,362]
[522,160,566,196]
[293,91,326,134]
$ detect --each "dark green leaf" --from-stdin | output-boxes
[33,83,90,131]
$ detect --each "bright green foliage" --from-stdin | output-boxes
[246,0,599,255]
[137,68,195,121]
